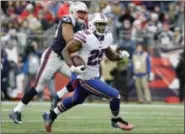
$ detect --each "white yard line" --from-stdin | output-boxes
[2,108,184,116]
[1,101,184,108]
[2,115,183,120]
[1,119,184,123]
[120,112,184,116]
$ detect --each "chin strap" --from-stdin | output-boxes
[93,32,105,41]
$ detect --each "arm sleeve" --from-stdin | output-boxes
[61,15,75,26]
[108,32,113,46]
[74,31,86,44]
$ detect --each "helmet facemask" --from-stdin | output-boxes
[88,13,108,36]
[76,10,88,23]
[94,22,108,36]
[69,2,88,24]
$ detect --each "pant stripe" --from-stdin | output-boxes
[33,48,52,88]
[57,105,65,112]
[79,80,99,96]
[79,80,110,99]
[61,102,67,110]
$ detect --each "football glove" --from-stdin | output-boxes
[70,65,86,74]
[119,50,130,59]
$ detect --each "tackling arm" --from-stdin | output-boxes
[105,47,121,61]
[62,23,74,44]
[62,39,82,67]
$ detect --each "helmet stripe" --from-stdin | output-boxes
[100,13,106,20]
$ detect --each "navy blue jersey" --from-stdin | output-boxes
[51,15,86,58]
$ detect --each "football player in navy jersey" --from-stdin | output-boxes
[9,2,88,124]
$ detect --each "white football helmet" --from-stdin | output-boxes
[89,13,108,36]
[69,2,88,23]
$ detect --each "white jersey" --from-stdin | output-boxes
[74,30,113,80]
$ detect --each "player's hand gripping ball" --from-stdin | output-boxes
[70,55,86,74]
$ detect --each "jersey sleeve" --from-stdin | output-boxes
[61,15,75,26]
[74,31,86,44]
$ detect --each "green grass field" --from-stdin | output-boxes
[1,102,184,134]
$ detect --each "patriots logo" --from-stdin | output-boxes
[63,17,71,23]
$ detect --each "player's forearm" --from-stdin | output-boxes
[107,52,120,61]
[105,47,121,61]
[62,48,73,67]
[63,35,73,44]
[62,40,82,67]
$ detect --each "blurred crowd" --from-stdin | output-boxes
[96,0,184,103]
[1,1,184,102]
[95,1,184,53]
[1,1,75,100]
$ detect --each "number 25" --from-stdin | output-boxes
[87,49,106,66]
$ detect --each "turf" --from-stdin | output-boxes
[1,102,184,134]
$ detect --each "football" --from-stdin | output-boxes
[71,55,85,68]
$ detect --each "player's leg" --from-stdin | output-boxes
[43,79,89,132]
[57,72,77,98]
[50,63,77,109]
[79,78,134,131]
[48,76,57,99]
[9,48,61,124]
[50,79,76,109]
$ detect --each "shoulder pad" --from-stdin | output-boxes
[105,31,113,45]
[61,15,76,26]
[82,30,91,35]
[107,31,113,39]
[74,30,87,43]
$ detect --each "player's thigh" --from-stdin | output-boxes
[71,80,89,104]
[79,79,119,99]
[58,61,71,78]
[34,50,61,91]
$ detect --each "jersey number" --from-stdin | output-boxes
[87,49,106,66]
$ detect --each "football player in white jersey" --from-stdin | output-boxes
[9,2,88,124]
[43,13,134,132]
